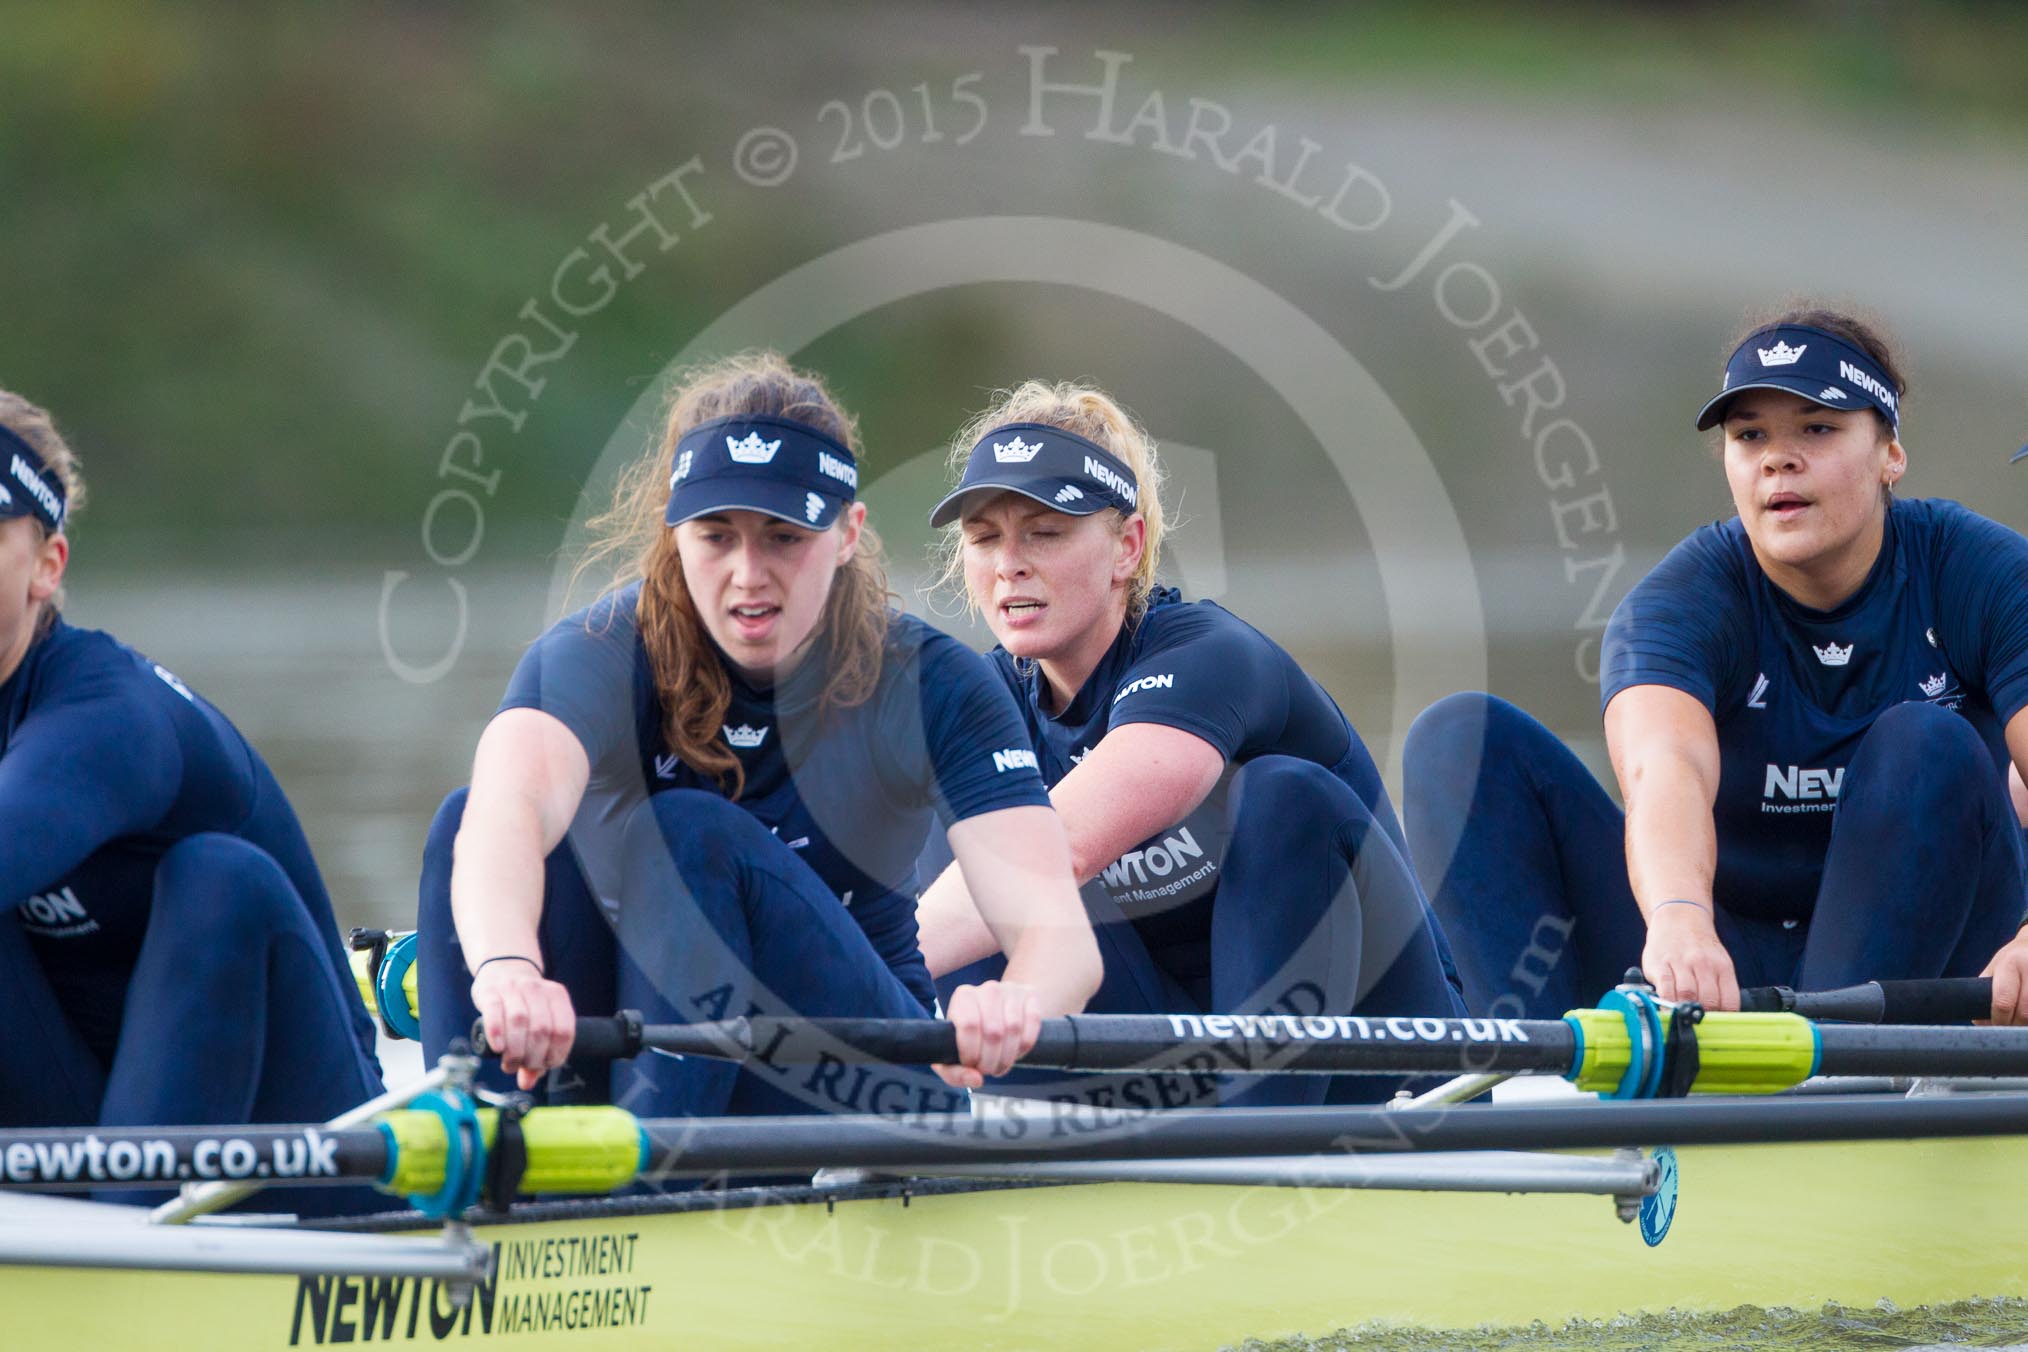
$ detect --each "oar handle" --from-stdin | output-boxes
[1739,978,1993,1023]
[468,1012,647,1062]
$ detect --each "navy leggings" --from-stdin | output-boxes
[418,787,961,1120]
[940,755,1466,1108]
[0,835,386,1214]
[1403,693,2027,1019]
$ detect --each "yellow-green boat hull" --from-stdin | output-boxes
[9,1135,2026,1350]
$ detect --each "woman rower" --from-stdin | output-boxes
[417,353,1099,1112]
[916,382,1465,1108]
[1405,307,2028,1022]
[0,392,382,1193]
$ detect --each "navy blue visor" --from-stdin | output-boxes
[664,414,858,530]
[1696,324,1901,434]
[0,426,67,531]
[928,422,1140,528]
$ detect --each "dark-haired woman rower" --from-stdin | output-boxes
[916,381,1464,1109]
[1405,309,2028,1022]
[0,392,382,1205]
[417,353,1099,1114]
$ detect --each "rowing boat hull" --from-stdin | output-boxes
[9,1134,2027,1350]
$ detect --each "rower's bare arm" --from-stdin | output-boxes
[1049,722,1227,883]
[935,805,1102,1088]
[454,708,592,1084]
[915,863,1000,978]
[1978,709,2028,1025]
[916,722,1223,979]
[944,805,1100,1012]
[1604,684,1739,1009]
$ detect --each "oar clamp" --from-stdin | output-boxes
[1596,984,1669,1100]
[401,1083,486,1220]
[377,933,423,1043]
[483,1094,532,1213]
[1656,1002,1703,1099]
[349,928,422,1042]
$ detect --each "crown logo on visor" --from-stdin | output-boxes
[727,431,782,464]
[0,485,10,508]
[1812,641,1853,667]
[668,449,694,488]
[1815,387,1847,402]
[804,492,824,523]
[1757,340,1808,367]
[724,723,770,750]
[992,436,1044,464]
[1054,484,1084,504]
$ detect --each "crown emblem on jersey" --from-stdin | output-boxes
[1757,340,1807,367]
[668,449,694,488]
[726,431,782,464]
[1815,386,1847,402]
[1812,641,1853,667]
[1920,672,1949,698]
[1054,484,1084,504]
[724,724,770,750]
[992,436,1044,464]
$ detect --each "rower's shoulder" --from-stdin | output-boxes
[879,610,1003,687]
[1634,518,1756,598]
[1893,495,2023,556]
[24,620,162,695]
[522,584,646,665]
[11,621,203,750]
[1131,592,1284,666]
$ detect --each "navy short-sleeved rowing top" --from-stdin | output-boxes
[988,587,1369,981]
[1601,497,2028,920]
[500,585,1051,1008]
[0,618,374,1061]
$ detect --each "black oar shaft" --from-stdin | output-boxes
[638,1092,2028,1177]
[0,1123,386,1190]
[605,1012,1582,1077]
[1815,1023,2028,1076]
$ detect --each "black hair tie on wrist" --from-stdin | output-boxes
[473,954,544,978]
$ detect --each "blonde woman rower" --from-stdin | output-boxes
[917,383,1463,1108]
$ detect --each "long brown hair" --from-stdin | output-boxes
[0,388,86,630]
[572,352,892,797]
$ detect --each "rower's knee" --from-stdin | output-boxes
[1228,755,1348,833]
[1849,702,1991,812]
[1863,699,1985,767]
[422,787,470,881]
[425,786,471,858]
[1404,692,1545,787]
[417,787,470,933]
[632,788,773,882]
[155,834,296,930]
